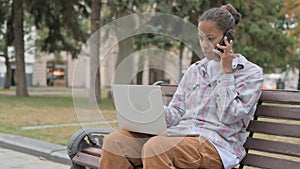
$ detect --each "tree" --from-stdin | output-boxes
[25,0,90,58]
[281,0,300,37]
[232,0,296,73]
[90,0,101,103]
[104,1,195,84]
[0,0,14,89]
[154,0,215,64]
[1,0,90,92]
[13,0,28,96]
[97,0,297,88]
[13,0,28,97]
[104,1,138,84]
[281,0,300,89]
[150,0,296,73]
[95,1,296,78]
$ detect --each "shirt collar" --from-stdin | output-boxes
[232,54,246,72]
[198,54,247,75]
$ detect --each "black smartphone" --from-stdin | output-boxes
[217,32,234,53]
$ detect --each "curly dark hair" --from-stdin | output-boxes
[198,4,242,33]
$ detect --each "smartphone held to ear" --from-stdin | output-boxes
[217,32,234,53]
[204,31,234,62]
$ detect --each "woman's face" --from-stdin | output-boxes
[198,20,224,60]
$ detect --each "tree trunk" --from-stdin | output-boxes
[13,0,28,97]
[4,0,14,89]
[114,38,135,84]
[179,42,184,80]
[136,56,145,85]
[4,48,11,89]
[89,0,101,104]
[113,8,135,84]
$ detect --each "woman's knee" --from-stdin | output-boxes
[143,136,162,148]
[142,136,180,157]
[103,130,131,147]
[104,130,151,159]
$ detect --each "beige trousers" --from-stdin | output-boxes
[99,129,223,169]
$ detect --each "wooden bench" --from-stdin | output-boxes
[67,84,300,169]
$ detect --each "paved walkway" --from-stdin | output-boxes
[0,147,70,169]
[0,133,71,169]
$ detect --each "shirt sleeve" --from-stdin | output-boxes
[215,65,264,125]
[164,66,192,127]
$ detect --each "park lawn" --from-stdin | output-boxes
[0,91,118,146]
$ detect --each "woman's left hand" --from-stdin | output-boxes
[213,36,234,74]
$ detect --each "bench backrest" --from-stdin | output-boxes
[240,90,300,169]
[159,85,300,169]
[160,84,178,105]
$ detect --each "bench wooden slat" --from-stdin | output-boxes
[247,121,300,138]
[244,137,300,157]
[163,98,172,106]
[256,105,300,120]
[160,84,177,105]
[260,90,300,104]
[73,152,99,169]
[241,153,300,169]
[82,147,102,157]
[160,84,177,96]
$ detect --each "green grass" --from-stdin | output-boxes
[0,89,117,146]
[0,123,81,146]
[0,95,74,107]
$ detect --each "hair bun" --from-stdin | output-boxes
[220,4,242,25]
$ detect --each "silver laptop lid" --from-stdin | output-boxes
[112,84,167,135]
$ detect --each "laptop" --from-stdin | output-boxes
[112,84,167,135]
[111,84,199,136]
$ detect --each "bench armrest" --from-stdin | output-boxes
[67,128,113,159]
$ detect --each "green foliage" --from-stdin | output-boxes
[228,0,297,72]
[25,0,90,58]
[1,0,297,72]
[0,0,13,50]
[105,0,296,72]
